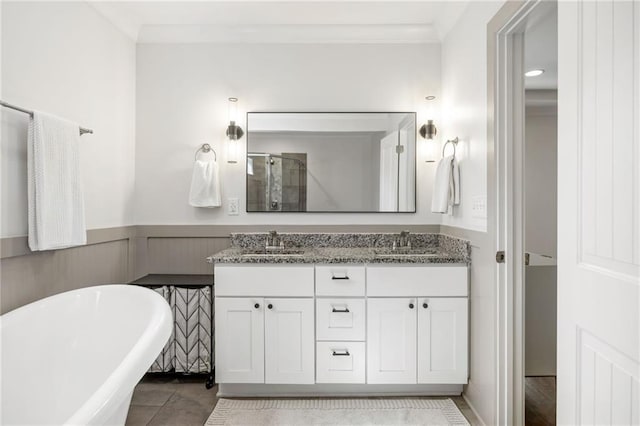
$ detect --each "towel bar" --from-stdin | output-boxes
[442,137,459,158]
[195,143,217,161]
[0,99,93,135]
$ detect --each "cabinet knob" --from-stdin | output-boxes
[409,303,415,309]
[254,303,260,309]
[267,304,273,310]
[423,303,429,309]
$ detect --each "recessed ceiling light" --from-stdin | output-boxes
[525,69,545,77]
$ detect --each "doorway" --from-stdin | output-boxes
[491,0,559,424]
[522,4,558,425]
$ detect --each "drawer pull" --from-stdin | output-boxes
[267,304,273,310]
[423,303,429,309]
[332,307,350,313]
[331,274,350,280]
[409,303,415,309]
[254,303,260,309]
[332,350,350,356]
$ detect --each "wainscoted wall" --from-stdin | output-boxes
[0,227,135,313]
[0,224,441,314]
[440,225,495,426]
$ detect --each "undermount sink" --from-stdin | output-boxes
[241,248,306,257]
[374,248,439,257]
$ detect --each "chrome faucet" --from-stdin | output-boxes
[266,230,284,250]
[394,230,411,250]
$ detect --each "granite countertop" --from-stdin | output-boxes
[207,246,467,264]
[207,232,470,265]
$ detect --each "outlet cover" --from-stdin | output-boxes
[227,198,239,215]
[472,195,487,219]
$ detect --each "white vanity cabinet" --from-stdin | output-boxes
[214,265,315,385]
[264,298,315,384]
[214,262,469,391]
[367,298,418,384]
[417,297,468,384]
[366,265,469,385]
[215,297,264,383]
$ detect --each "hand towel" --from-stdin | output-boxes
[28,111,86,251]
[189,159,221,207]
[431,155,460,214]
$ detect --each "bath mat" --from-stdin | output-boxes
[205,398,470,425]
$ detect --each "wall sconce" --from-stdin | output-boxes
[419,96,437,140]
[420,96,438,162]
[226,97,244,164]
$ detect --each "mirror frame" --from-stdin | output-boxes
[245,111,418,213]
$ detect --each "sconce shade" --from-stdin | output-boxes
[226,97,243,164]
[420,120,437,139]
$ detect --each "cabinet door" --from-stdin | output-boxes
[417,298,468,384]
[214,297,264,383]
[264,298,315,384]
[367,298,417,384]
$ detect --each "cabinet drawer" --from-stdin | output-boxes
[316,299,365,341]
[316,342,365,384]
[367,265,468,297]
[315,265,365,296]
[215,265,314,297]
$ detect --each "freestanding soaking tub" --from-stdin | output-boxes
[1,285,173,425]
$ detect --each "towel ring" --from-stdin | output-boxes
[442,137,459,158]
[195,143,217,161]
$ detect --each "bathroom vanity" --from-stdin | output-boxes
[207,232,470,397]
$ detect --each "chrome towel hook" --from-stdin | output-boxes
[442,137,459,158]
[195,143,217,161]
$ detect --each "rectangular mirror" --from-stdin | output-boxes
[246,112,416,213]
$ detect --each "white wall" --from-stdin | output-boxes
[440,2,506,425]
[0,1,136,238]
[441,1,507,232]
[135,43,440,225]
[525,104,557,257]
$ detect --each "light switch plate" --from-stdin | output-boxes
[472,195,487,219]
[227,198,239,215]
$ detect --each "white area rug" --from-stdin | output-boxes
[206,398,470,425]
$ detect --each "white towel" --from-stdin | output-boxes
[28,111,86,251]
[189,159,221,208]
[431,155,460,214]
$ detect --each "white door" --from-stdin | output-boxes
[417,298,468,384]
[264,298,315,384]
[379,131,399,211]
[558,2,640,424]
[367,298,417,384]
[214,297,264,383]
[398,116,416,211]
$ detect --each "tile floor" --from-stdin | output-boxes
[126,375,481,426]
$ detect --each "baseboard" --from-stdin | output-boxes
[217,383,463,398]
[462,393,487,426]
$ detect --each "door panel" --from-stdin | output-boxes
[417,298,468,384]
[367,298,417,384]
[558,1,640,423]
[264,298,314,384]
[214,297,264,383]
[379,132,399,211]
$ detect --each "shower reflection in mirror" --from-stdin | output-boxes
[246,112,416,213]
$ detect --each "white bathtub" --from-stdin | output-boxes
[0,284,173,426]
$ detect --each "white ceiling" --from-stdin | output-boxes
[87,1,470,44]
[524,1,558,90]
